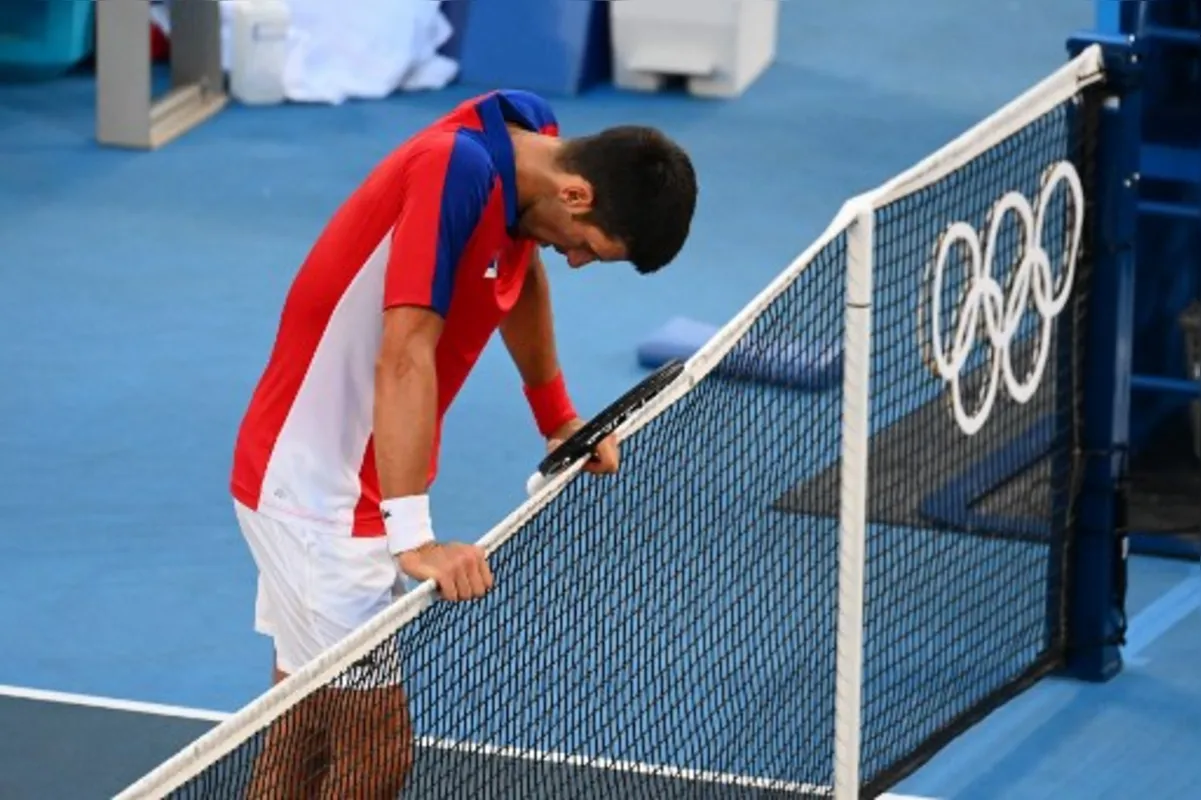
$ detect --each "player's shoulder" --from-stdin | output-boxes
[493,89,560,135]
[403,128,497,195]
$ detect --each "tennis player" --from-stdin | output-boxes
[228,89,697,796]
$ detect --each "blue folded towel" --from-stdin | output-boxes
[635,316,842,392]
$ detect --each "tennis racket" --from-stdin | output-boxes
[525,359,686,496]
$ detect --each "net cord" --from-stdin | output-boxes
[833,203,874,800]
[112,43,1109,800]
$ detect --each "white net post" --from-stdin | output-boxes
[833,201,874,800]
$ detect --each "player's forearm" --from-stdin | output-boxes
[373,353,437,499]
[501,256,580,438]
[500,253,561,386]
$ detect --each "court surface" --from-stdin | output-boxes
[2,1,1199,798]
[0,687,939,799]
[1,554,1196,799]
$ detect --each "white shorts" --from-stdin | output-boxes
[235,500,404,678]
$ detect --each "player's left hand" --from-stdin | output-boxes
[548,418,619,476]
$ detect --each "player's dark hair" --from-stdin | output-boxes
[557,126,697,274]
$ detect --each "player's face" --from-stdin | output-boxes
[518,178,627,268]
[543,217,626,269]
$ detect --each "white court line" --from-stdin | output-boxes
[0,683,938,799]
[0,683,230,723]
[415,735,831,796]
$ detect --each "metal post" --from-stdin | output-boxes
[832,202,874,800]
[1063,31,1145,682]
[96,0,227,150]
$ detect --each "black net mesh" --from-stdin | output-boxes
[770,90,1097,792]
[128,80,1101,800]
[859,95,1096,787]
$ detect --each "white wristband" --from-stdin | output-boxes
[381,495,435,555]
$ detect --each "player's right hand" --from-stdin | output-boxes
[396,542,493,602]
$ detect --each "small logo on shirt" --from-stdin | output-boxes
[484,255,499,279]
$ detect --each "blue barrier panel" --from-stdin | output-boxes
[1095,1,1123,34]
[439,1,469,61]
[0,0,94,81]
[456,0,611,96]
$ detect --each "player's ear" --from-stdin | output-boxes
[558,177,594,214]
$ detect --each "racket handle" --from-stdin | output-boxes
[525,471,549,497]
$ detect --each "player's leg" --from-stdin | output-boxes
[308,534,417,798]
[236,502,332,798]
[250,657,336,800]
[318,680,414,799]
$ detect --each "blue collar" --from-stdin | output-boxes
[476,93,536,232]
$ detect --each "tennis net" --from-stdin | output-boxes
[116,45,1108,800]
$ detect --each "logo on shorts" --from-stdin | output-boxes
[484,256,499,279]
[921,160,1085,436]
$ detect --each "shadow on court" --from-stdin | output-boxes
[0,696,215,799]
[0,695,821,799]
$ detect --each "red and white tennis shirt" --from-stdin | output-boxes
[231,90,559,538]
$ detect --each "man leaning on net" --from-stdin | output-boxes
[227,89,697,797]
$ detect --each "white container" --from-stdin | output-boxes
[610,0,779,99]
[228,0,291,106]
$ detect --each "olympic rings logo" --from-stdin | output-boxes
[921,160,1085,436]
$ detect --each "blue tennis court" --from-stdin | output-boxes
[1,553,1197,799]
[2,1,1200,798]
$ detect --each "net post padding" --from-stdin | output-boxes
[114,42,1110,800]
[832,201,874,800]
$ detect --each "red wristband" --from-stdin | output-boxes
[523,371,578,438]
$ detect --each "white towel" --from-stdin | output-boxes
[150,0,458,104]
